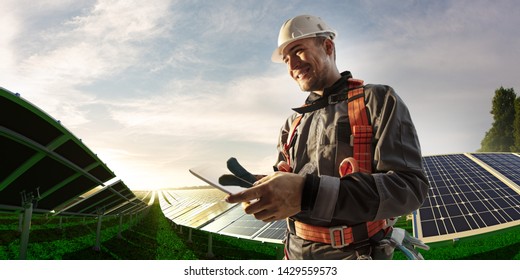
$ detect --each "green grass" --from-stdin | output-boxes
[1,201,518,260]
[390,217,520,260]
[0,201,282,260]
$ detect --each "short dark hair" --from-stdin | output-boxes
[313,36,336,61]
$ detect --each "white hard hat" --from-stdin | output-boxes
[271,15,336,63]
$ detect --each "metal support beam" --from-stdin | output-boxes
[188,228,193,243]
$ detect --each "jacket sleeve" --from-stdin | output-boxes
[302,85,429,225]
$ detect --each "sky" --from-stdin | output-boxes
[1,0,519,190]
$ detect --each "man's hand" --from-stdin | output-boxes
[225,172,305,222]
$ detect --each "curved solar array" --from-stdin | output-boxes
[57,180,149,216]
[159,188,285,244]
[165,153,520,247]
[1,87,149,259]
[1,87,116,213]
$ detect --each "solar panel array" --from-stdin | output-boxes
[159,188,285,244]
[58,180,149,217]
[1,87,149,258]
[165,153,520,246]
[415,153,520,243]
[0,87,148,216]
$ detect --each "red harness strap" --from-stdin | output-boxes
[343,78,373,175]
[280,115,303,172]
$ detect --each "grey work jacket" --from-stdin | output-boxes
[276,72,429,227]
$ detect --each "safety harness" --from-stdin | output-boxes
[280,78,388,249]
[223,77,429,258]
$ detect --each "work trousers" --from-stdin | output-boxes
[284,232,394,260]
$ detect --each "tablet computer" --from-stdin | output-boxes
[189,164,251,194]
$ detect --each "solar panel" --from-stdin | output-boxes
[1,88,116,212]
[471,153,520,188]
[176,201,235,228]
[253,220,286,243]
[107,199,147,215]
[159,188,236,228]
[57,180,140,216]
[217,212,270,239]
[201,204,245,233]
[415,153,520,243]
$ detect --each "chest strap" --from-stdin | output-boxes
[282,78,372,175]
[287,218,387,249]
[280,115,303,172]
[345,78,372,174]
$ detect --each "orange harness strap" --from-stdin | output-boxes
[344,78,373,174]
[280,115,303,172]
[281,78,373,175]
[291,219,386,248]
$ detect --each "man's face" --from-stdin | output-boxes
[282,37,332,93]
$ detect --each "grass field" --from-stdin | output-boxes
[0,198,518,260]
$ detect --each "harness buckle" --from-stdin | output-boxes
[329,226,349,248]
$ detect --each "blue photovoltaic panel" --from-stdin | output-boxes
[417,154,520,243]
[471,153,520,187]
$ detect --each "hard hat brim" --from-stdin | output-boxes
[271,33,318,63]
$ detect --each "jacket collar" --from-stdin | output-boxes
[304,71,352,105]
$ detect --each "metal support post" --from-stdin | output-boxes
[117,215,123,239]
[93,211,104,251]
[19,202,33,260]
[188,228,193,243]
[18,213,23,232]
[206,233,214,258]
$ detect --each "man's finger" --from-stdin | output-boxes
[251,208,276,222]
[225,188,261,203]
[242,198,269,215]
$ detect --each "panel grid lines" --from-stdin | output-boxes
[419,154,520,242]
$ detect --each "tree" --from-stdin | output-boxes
[513,96,520,152]
[479,87,517,152]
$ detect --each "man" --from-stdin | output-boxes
[226,15,429,260]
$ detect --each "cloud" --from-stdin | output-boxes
[104,72,298,144]
[1,0,175,122]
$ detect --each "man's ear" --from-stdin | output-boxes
[324,39,335,57]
